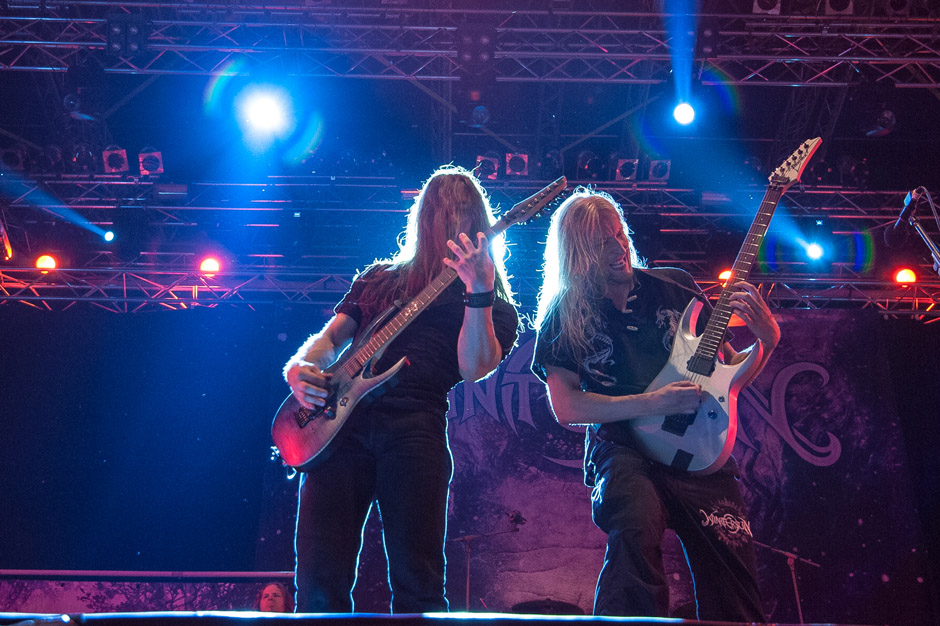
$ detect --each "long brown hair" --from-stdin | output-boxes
[358,165,513,314]
[533,187,645,365]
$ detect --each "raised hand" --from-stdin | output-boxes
[442,232,496,293]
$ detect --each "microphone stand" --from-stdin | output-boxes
[448,526,520,611]
[752,540,821,624]
[908,213,940,278]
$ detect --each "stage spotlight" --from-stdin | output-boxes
[475,154,499,180]
[470,104,491,128]
[894,268,916,284]
[102,145,129,173]
[106,13,147,57]
[696,19,719,58]
[199,257,221,275]
[673,102,695,126]
[576,150,603,180]
[825,0,853,15]
[138,147,164,176]
[805,242,824,260]
[505,153,529,177]
[104,231,115,242]
[456,23,496,75]
[36,254,58,271]
[37,145,63,173]
[648,159,671,182]
[885,0,911,16]
[864,108,896,138]
[245,92,288,134]
[753,0,781,14]
[537,150,563,179]
[0,147,25,171]
[718,269,733,283]
[613,158,638,181]
[71,143,97,173]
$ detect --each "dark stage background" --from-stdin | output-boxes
[1,304,938,625]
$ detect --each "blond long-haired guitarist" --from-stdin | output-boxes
[531,188,780,621]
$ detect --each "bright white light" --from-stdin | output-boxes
[673,102,695,125]
[236,86,295,142]
[246,94,287,132]
[806,243,824,260]
[104,231,115,242]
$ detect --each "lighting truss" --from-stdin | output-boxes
[2,175,939,315]
[1,6,939,86]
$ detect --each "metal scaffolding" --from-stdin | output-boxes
[2,5,939,86]
[2,174,939,315]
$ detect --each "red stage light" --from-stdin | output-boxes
[894,268,916,284]
[35,254,57,271]
[199,257,221,275]
[718,269,732,283]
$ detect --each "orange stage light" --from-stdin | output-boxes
[35,254,57,271]
[199,257,221,274]
[894,268,916,284]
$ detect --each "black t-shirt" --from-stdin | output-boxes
[531,267,711,448]
[335,265,519,422]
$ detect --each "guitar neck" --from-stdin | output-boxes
[693,183,785,364]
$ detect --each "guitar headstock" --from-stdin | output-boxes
[493,176,568,234]
[768,137,822,190]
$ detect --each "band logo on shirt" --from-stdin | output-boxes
[655,306,681,352]
[700,498,754,548]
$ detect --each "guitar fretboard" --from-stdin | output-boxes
[689,182,785,373]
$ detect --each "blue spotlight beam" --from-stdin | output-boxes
[0,171,109,241]
[663,0,695,105]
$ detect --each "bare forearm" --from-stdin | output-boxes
[458,307,503,381]
[285,332,339,374]
[545,366,703,426]
[549,388,659,426]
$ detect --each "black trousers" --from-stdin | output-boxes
[294,408,453,613]
[589,440,765,621]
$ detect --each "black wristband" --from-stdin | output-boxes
[464,289,495,308]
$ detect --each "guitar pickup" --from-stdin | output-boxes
[662,413,695,436]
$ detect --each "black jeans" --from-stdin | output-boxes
[589,440,765,621]
[294,407,453,613]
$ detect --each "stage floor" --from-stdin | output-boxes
[0,611,882,626]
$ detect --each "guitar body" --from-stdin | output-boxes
[631,299,764,475]
[271,306,408,470]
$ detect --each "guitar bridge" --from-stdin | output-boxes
[662,413,695,436]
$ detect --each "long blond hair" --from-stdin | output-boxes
[533,187,645,364]
[359,165,513,314]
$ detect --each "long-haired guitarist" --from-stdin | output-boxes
[530,188,779,621]
[283,165,519,612]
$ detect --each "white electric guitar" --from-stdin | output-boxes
[628,138,821,475]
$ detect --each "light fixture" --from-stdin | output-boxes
[35,254,58,272]
[613,158,638,181]
[752,0,781,14]
[648,160,671,182]
[138,147,164,176]
[475,154,499,180]
[106,13,147,57]
[894,268,916,284]
[505,153,528,177]
[825,0,853,15]
[0,147,26,171]
[102,145,129,173]
[576,150,602,180]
